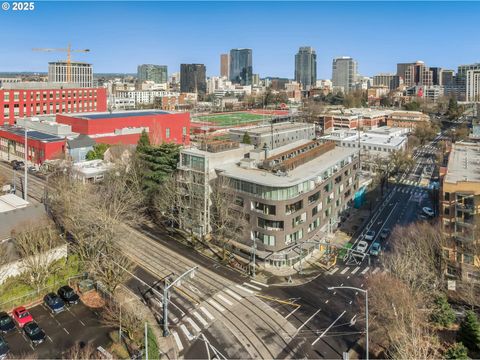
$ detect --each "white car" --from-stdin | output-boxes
[422,207,434,217]
[356,240,369,253]
[364,230,376,241]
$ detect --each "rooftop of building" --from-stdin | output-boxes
[49,61,92,66]
[229,122,313,136]
[445,142,480,184]
[62,110,171,120]
[322,129,406,148]
[1,82,90,90]
[217,145,357,187]
[0,125,65,142]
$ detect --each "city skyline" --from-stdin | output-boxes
[0,1,480,79]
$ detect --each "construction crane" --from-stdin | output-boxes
[32,43,90,83]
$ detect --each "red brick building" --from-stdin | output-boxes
[56,110,190,146]
[0,84,107,125]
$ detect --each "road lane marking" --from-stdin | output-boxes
[325,300,329,304]
[172,331,184,352]
[217,294,233,306]
[225,289,242,301]
[291,309,322,339]
[250,280,269,287]
[63,327,69,334]
[372,267,381,274]
[235,284,255,294]
[180,324,194,341]
[352,266,360,275]
[328,267,339,275]
[200,307,214,321]
[340,267,349,274]
[243,282,262,291]
[79,319,86,326]
[47,335,53,343]
[360,267,370,275]
[285,306,300,319]
[193,311,208,327]
[185,317,201,333]
[312,310,346,345]
[208,299,225,312]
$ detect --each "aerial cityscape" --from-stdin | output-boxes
[0,1,479,360]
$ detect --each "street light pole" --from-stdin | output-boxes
[251,237,257,278]
[328,286,369,360]
[24,125,28,201]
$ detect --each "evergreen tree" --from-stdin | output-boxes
[137,129,151,153]
[445,342,469,359]
[431,293,456,327]
[459,310,480,351]
[242,132,252,144]
[85,143,110,160]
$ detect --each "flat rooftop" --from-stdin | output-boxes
[322,130,406,148]
[230,122,313,135]
[68,110,170,120]
[445,142,480,184]
[217,146,358,187]
[0,126,65,142]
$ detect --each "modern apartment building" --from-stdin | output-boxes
[372,73,401,90]
[178,139,360,267]
[180,64,207,95]
[295,47,317,90]
[403,61,433,87]
[229,48,253,86]
[457,63,480,99]
[466,69,480,102]
[48,61,93,88]
[220,54,229,78]
[332,57,357,93]
[137,64,168,84]
[441,142,480,282]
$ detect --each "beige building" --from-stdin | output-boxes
[441,142,480,282]
[386,111,430,130]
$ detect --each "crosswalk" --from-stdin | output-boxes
[327,265,386,277]
[171,279,269,354]
[393,184,429,194]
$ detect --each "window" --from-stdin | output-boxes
[285,229,303,245]
[308,191,320,204]
[292,213,306,227]
[286,200,303,215]
[166,128,170,138]
[258,218,284,231]
[234,196,244,207]
[254,231,275,246]
[444,192,450,201]
[308,218,320,233]
[253,202,276,215]
[182,127,187,136]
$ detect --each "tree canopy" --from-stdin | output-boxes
[86,143,110,160]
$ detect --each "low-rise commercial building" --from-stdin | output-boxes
[319,108,391,133]
[386,111,430,130]
[441,142,480,282]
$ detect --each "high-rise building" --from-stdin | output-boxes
[441,70,455,87]
[372,73,401,90]
[332,57,357,93]
[403,61,433,87]
[457,63,480,99]
[220,54,229,78]
[229,48,252,86]
[466,69,480,102]
[180,64,207,94]
[137,64,168,84]
[430,67,443,86]
[48,61,93,88]
[295,47,317,90]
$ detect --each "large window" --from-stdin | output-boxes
[286,200,303,215]
[292,213,306,227]
[181,154,205,171]
[253,202,276,215]
[285,229,303,245]
[254,231,275,246]
[258,218,283,231]
[308,191,320,204]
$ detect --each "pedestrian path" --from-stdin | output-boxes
[171,280,268,354]
[327,265,383,277]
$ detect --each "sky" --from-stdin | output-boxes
[1,1,479,79]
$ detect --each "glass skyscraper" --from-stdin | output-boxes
[137,64,168,84]
[229,48,253,86]
[295,47,317,90]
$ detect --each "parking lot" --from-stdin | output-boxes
[3,301,112,358]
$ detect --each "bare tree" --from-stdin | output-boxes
[13,220,64,292]
[101,298,144,347]
[62,342,98,360]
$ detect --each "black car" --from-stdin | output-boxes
[57,285,80,305]
[23,322,45,345]
[0,312,15,334]
[0,336,9,360]
[11,160,25,171]
[43,292,66,314]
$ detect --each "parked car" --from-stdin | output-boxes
[379,228,391,241]
[422,207,434,217]
[370,242,381,256]
[58,285,80,305]
[44,293,66,314]
[23,322,45,346]
[12,307,33,328]
[0,336,9,360]
[356,240,369,253]
[0,312,15,334]
[364,230,376,241]
[11,160,25,171]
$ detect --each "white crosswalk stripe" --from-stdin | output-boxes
[372,267,381,274]
[186,317,201,333]
[172,331,184,352]
[181,324,194,341]
[360,267,370,275]
[193,311,208,327]
[236,284,255,294]
[329,267,340,275]
[217,294,233,306]
[225,289,242,301]
[251,280,269,287]
[243,282,262,291]
[200,306,214,321]
[208,299,225,312]
[340,267,349,275]
[351,266,361,275]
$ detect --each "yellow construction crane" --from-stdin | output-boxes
[32,43,90,83]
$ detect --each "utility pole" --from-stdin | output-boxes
[163,266,198,336]
[145,322,148,360]
[24,125,28,201]
[328,286,368,360]
[251,237,257,278]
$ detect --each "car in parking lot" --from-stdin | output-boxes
[12,307,33,328]
[44,293,66,314]
[0,312,15,334]
[422,207,434,217]
[364,230,376,241]
[0,336,9,360]
[379,228,390,241]
[370,242,381,256]
[23,322,45,346]
[57,285,80,305]
[10,160,25,171]
[356,240,369,253]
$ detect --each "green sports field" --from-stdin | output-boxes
[193,112,272,126]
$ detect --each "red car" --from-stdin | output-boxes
[12,307,33,328]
